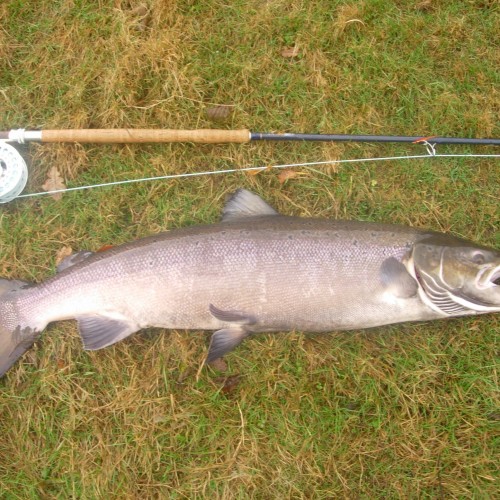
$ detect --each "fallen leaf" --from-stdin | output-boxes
[345,401,361,411]
[214,374,242,395]
[177,368,193,384]
[42,166,66,200]
[130,3,149,17]
[129,3,151,31]
[246,169,262,177]
[55,246,73,266]
[205,105,232,122]
[246,165,273,177]
[97,244,114,252]
[277,169,309,184]
[416,0,434,11]
[209,357,228,372]
[281,45,300,58]
[221,375,242,394]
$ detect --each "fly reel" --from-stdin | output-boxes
[0,142,28,203]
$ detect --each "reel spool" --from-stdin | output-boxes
[0,142,28,203]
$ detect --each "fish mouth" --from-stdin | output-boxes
[477,265,500,289]
[490,267,500,286]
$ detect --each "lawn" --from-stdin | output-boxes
[0,0,498,497]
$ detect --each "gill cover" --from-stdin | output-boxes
[412,235,500,315]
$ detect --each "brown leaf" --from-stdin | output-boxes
[221,375,242,394]
[246,167,265,177]
[416,0,434,11]
[205,105,232,122]
[277,169,309,184]
[214,375,242,395]
[42,166,66,200]
[97,245,114,252]
[130,3,149,17]
[209,357,228,372]
[55,246,73,266]
[246,169,262,177]
[245,165,274,177]
[177,368,193,384]
[281,45,300,58]
[129,3,151,31]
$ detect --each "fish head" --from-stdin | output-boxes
[412,235,500,315]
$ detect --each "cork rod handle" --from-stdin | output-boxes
[41,129,251,144]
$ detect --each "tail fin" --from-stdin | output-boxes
[0,279,39,377]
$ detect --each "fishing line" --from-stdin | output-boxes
[13,151,500,200]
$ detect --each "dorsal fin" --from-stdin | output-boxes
[221,189,280,222]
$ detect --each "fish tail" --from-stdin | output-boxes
[0,279,40,377]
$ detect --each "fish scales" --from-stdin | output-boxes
[19,218,424,331]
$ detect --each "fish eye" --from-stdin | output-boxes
[471,252,485,265]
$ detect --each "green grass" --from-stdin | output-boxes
[0,0,499,497]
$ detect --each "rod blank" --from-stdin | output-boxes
[250,132,500,145]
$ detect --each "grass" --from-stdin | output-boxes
[0,0,499,497]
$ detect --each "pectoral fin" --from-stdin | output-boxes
[77,315,140,350]
[380,257,418,298]
[207,327,250,363]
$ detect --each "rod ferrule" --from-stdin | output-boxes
[7,129,42,144]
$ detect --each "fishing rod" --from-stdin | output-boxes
[1,128,499,203]
[1,128,500,145]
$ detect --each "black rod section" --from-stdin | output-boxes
[250,132,500,146]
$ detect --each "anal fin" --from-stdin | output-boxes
[206,327,250,363]
[77,314,139,350]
